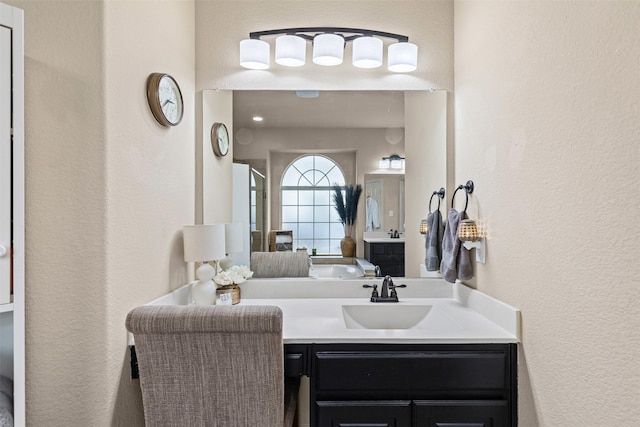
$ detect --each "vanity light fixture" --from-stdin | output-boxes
[379,154,405,170]
[240,27,418,72]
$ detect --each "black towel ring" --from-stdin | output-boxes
[428,187,446,213]
[451,180,474,212]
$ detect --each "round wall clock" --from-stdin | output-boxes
[211,122,230,157]
[146,72,184,126]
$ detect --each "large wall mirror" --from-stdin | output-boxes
[228,90,447,277]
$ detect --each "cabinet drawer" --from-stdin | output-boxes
[314,350,507,395]
[316,400,411,427]
[413,400,509,427]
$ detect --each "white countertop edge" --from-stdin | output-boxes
[453,282,521,340]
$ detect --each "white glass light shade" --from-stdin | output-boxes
[183,224,226,262]
[390,158,403,169]
[239,39,270,70]
[352,36,383,68]
[275,35,306,67]
[379,159,390,169]
[388,42,418,72]
[313,34,344,66]
[224,223,244,254]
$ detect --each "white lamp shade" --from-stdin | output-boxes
[313,34,344,66]
[352,36,383,68]
[183,224,226,262]
[388,42,418,72]
[379,158,390,169]
[275,35,306,67]
[240,39,270,70]
[224,223,244,254]
[390,158,403,169]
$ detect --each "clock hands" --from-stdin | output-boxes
[162,99,175,107]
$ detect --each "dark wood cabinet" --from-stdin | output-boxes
[364,241,405,276]
[285,343,517,427]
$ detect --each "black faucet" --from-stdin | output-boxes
[363,275,407,303]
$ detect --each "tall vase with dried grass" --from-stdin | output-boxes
[332,184,362,258]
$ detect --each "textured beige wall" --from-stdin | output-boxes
[11,0,196,425]
[454,1,640,425]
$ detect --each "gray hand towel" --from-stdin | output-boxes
[440,209,463,283]
[456,213,473,281]
[425,210,443,271]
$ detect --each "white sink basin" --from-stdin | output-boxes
[342,304,432,330]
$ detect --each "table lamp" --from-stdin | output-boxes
[183,224,226,305]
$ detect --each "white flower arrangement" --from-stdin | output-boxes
[213,265,253,286]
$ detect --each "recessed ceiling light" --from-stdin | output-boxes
[252,116,264,122]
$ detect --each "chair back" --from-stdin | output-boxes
[126,305,286,427]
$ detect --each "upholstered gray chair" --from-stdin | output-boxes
[126,305,298,427]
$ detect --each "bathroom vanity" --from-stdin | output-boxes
[286,342,516,426]
[132,278,520,427]
[364,238,405,277]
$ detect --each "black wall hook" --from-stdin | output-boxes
[451,180,475,212]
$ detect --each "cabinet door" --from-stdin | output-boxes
[316,400,411,427]
[414,400,509,427]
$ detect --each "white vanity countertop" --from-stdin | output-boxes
[239,297,517,344]
[138,279,520,345]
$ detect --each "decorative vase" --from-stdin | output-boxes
[340,235,356,258]
[191,279,217,305]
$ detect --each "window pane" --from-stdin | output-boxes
[298,190,314,205]
[330,223,345,238]
[314,190,330,205]
[328,240,342,255]
[298,222,313,238]
[314,222,329,237]
[298,206,313,222]
[314,206,330,222]
[281,223,297,233]
[326,167,345,185]
[299,170,315,187]
[293,155,314,172]
[282,168,302,186]
[282,206,298,223]
[282,190,298,205]
[330,208,342,223]
[314,155,334,172]
[314,240,331,254]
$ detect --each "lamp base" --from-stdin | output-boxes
[192,279,216,305]
[192,263,217,305]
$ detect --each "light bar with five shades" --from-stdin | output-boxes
[240,27,418,72]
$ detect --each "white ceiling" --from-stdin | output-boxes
[233,90,404,129]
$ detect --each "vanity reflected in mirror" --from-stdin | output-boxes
[225,89,447,278]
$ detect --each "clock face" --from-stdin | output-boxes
[158,75,183,125]
[146,73,184,126]
[211,123,229,157]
